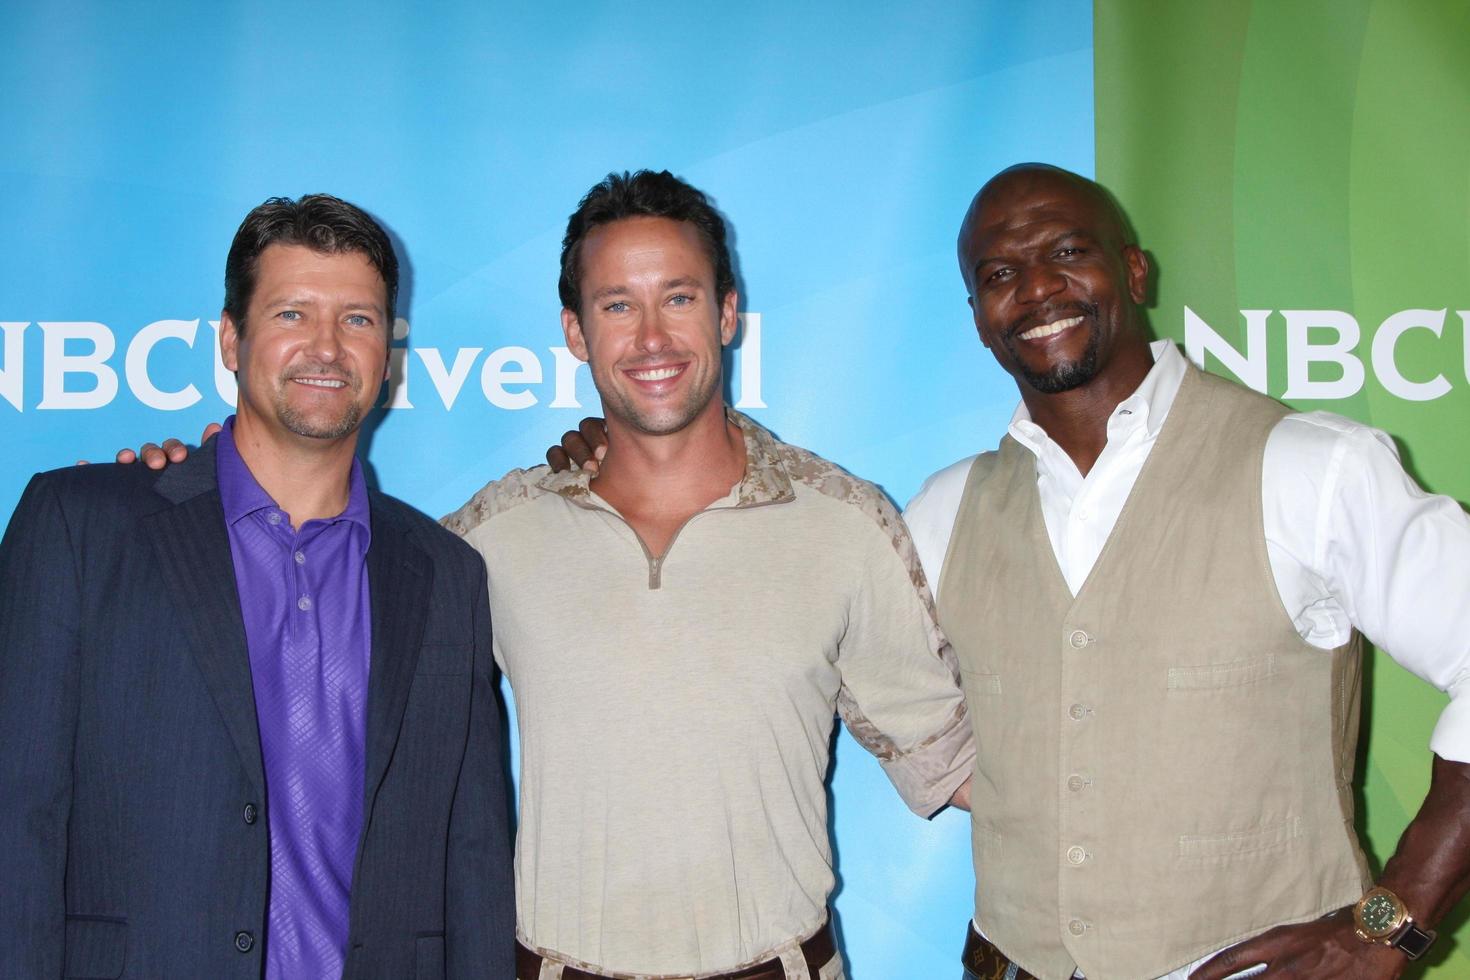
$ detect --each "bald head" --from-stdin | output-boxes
[958,164,1136,295]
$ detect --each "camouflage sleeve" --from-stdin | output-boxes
[809,463,974,817]
[439,465,550,538]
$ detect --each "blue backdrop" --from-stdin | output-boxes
[0,2,1094,974]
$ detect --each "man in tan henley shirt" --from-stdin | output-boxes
[444,171,975,980]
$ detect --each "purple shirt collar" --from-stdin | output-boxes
[216,415,372,537]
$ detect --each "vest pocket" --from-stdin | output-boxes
[63,915,126,979]
[415,932,446,979]
[1176,816,1302,867]
[959,668,1002,696]
[1167,654,1277,691]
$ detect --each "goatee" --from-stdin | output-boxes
[1004,303,1102,394]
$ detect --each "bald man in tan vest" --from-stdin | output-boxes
[904,164,1470,980]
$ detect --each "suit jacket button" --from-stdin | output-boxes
[234,931,254,953]
[243,803,258,825]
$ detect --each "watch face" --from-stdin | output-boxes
[1360,893,1404,936]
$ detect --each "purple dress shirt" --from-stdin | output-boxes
[217,418,372,980]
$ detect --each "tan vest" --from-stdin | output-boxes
[938,365,1370,980]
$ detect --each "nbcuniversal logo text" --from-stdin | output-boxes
[1185,307,1470,401]
[0,314,768,412]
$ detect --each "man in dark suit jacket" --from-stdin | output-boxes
[0,195,514,979]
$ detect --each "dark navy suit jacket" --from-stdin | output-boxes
[0,443,514,979]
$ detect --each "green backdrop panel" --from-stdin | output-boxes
[1096,1,1470,973]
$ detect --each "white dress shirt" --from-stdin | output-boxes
[905,341,1470,980]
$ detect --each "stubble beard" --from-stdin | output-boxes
[273,372,366,440]
[599,363,721,437]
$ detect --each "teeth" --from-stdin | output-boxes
[293,378,347,388]
[628,366,682,381]
[1019,315,1084,341]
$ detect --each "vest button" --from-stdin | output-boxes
[1068,629,1090,649]
[1068,703,1089,721]
[234,931,254,953]
[1067,774,1086,792]
[242,802,258,825]
[1068,918,1087,936]
[1066,845,1087,865]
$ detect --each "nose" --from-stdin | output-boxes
[634,309,673,354]
[303,317,344,362]
[1015,262,1066,305]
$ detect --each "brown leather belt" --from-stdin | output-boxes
[515,921,837,980]
[961,921,1038,980]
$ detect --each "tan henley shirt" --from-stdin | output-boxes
[443,410,973,976]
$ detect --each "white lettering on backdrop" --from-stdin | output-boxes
[1184,307,1470,402]
[0,313,767,412]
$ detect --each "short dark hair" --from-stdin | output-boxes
[558,170,735,315]
[223,193,399,333]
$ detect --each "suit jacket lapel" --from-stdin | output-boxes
[145,450,434,825]
[146,443,265,799]
[361,496,433,819]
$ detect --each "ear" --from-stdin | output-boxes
[220,310,242,372]
[967,295,993,350]
[718,289,739,346]
[561,307,590,362]
[1123,245,1150,305]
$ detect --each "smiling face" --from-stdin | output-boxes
[221,243,390,448]
[561,215,738,437]
[959,168,1149,396]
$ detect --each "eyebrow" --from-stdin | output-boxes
[973,227,1099,270]
[589,284,631,302]
[588,277,706,302]
[264,296,384,316]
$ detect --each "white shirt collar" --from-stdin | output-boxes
[1007,339,1186,457]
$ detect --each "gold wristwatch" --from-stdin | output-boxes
[1352,886,1436,960]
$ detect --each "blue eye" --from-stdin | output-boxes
[668,294,693,306]
[279,310,301,321]
[345,314,371,327]
[605,301,629,313]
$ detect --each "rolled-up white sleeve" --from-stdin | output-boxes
[1271,413,1470,761]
